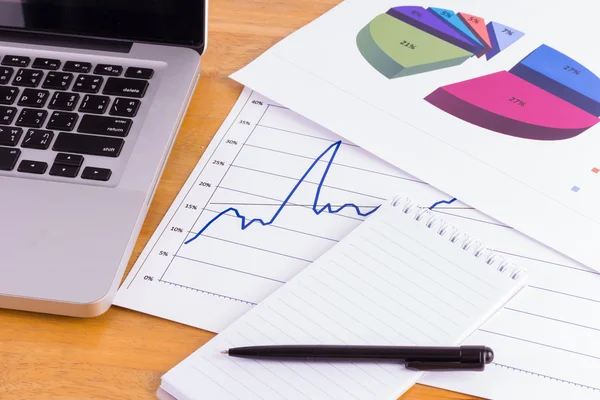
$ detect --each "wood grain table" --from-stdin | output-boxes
[0,1,483,399]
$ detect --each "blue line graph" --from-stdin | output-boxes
[184,140,456,245]
[429,197,457,210]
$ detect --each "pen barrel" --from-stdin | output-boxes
[227,345,492,363]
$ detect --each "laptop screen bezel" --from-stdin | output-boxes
[0,1,207,53]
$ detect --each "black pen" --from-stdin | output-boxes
[222,345,494,371]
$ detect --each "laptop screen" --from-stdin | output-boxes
[0,0,206,50]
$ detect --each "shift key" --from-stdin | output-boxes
[78,115,132,137]
[52,132,124,158]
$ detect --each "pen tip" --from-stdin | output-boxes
[220,350,229,355]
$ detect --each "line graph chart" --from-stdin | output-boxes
[117,88,458,324]
[184,140,380,245]
[116,88,600,400]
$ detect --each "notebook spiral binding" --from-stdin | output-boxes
[390,195,526,281]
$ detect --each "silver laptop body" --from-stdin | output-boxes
[0,0,207,317]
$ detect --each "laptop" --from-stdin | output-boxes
[0,0,206,317]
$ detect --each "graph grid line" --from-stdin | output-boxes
[492,363,600,392]
[158,279,257,306]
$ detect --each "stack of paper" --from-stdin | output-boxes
[116,0,600,398]
[117,87,600,400]
[156,201,528,399]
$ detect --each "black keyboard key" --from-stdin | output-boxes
[103,77,148,98]
[0,147,20,170]
[54,153,84,167]
[94,64,123,76]
[0,86,18,105]
[0,127,22,146]
[0,106,17,125]
[49,163,79,178]
[63,61,92,73]
[18,88,50,108]
[79,95,110,114]
[78,115,132,137]
[48,92,79,111]
[32,58,61,70]
[21,129,53,150]
[109,98,140,118]
[16,109,48,128]
[2,56,30,67]
[18,160,48,174]
[0,67,14,85]
[47,111,78,131]
[125,67,154,79]
[13,69,44,88]
[82,166,112,181]
[73,75,103,93]
[53,132,124,158]
[42,72,74,91]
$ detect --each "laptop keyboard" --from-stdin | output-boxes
[0,53,156,185]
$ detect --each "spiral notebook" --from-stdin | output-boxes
[159,196,529,400]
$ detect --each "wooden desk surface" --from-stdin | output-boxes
[1,1,482,399]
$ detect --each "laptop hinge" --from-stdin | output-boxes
[0,28,133,53]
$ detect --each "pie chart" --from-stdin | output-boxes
[425,45,600,140]
[357,5,600,141]
[356,5,524,79]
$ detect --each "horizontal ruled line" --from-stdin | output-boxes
[491,363,600,391]
[244,143,421,183]
[199,234,313,263]
[229,164,387,201]
[480,329,600,361]
[505,307,600,332]
[256,124,359,147]
[173,255,286,284]
[158,279,256,305]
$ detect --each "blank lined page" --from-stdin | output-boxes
[162,202,527,400]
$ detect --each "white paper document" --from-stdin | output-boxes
[115,88,458,332]
[116,88,600,399]
[159,201,527,400]
[231,0,600,273]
